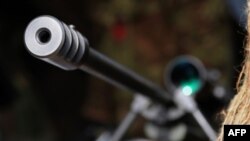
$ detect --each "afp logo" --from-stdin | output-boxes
[224,125,250,141]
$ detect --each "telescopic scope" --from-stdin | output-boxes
[165,56,206,96]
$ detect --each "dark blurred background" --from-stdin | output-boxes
[0,0,247,141]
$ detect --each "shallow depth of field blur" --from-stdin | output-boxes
[0,0,247,141]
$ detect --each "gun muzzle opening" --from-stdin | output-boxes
[36,28,51,45]
[24,15,90,70]
[24,16,66,58]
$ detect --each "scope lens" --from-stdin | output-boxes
[170,60,202,96]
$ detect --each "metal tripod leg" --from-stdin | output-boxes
[97,94,151,141]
